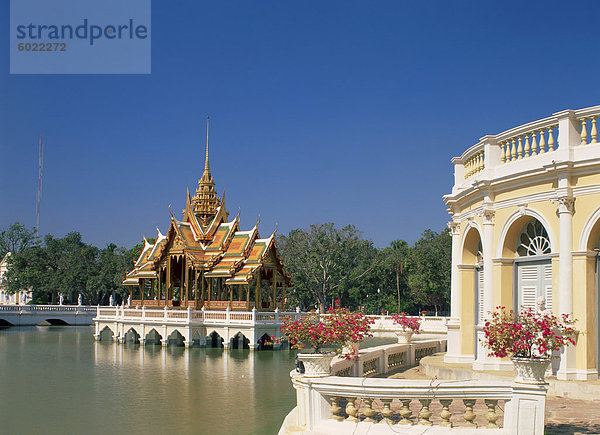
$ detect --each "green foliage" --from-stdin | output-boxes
[277,223,378,312]
[279,224,451,315]
[0,222,38,258]
[1,223,148,306]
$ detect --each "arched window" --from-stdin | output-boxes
[515,219,552,312]
[517,220,551,257]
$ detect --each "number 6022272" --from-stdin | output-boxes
[18,42,67,52]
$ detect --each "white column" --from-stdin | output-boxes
[556,196,576,380]
[474,210,496,369]
[444,221,462,363]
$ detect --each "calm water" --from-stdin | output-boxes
[0,327,396,435]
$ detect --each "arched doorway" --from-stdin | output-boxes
[514,219,552,312]
[459,225,482,360]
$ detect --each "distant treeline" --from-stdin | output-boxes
[0,222,451,314]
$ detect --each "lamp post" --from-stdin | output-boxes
[377,288,381,316]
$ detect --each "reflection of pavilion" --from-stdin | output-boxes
[123,120,292,311]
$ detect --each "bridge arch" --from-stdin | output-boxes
[208,330,224,348]
[0,318,15,327]
[124,327,141,344]
[257,333,274,350]
[145,328,162,345]
[231,332,249,350]
[41,318,70,326]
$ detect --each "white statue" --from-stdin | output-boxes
[109,295,114,306]
[536,296,550,315]
[59,294,64,306]
[127,295,131,307]
[78,294,82,306]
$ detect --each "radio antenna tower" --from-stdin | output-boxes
[36,135,43,239]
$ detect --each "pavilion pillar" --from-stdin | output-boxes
[238,285,242,301]
[157,269,161,302]
[184,261,189,307]
[255,274,261,309]
[194,271,198,308]
[246,284,250,309]
[229,285,233,302]
[129,287,132,306]
[166,257,171,301]
[272,273,277,310]
[180,256,185,303]
[140,278,145,306]
[208,279,212,302]
[201,272,206,305]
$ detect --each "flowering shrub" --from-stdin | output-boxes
[483,306,576,359]
[391,313,421,333]
[280,306,374,355]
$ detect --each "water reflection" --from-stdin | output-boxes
[0,327,297,435]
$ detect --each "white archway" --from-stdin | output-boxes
[496,208,557,258]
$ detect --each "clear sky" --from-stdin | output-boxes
[2,1,600,249]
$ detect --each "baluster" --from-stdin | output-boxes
[345,397,360,422]
[517,136,523,159]
[500,142,506,163]
[591,117,598,144]
[380,399,394,424]
[329,396,345,421]
[548,127,555,151]
[398,399,412,425]
[362,398,377,423]
[485,399,499,428]
[532,131,539,155]
[480,151,485,171]
[475,153,481,173]
[524,134,530,157]
[581,118,588,145]
[418,399,433,426]
[510,138,517,160]
[539,129,546,153]
[440,399,453,427]
[463,399,477,427]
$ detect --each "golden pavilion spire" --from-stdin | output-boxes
[192,116,221,226]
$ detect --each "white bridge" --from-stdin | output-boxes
[0,304,97,326]
[94,306,305,350]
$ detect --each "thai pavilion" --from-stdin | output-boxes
[122,130,293,311]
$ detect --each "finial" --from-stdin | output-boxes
[168,204,174,218]
[274,222,278,235]
[204,116,210,172]
[235,206,241,221]
[257,214,261,226]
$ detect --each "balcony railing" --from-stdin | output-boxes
[453,105,600,186]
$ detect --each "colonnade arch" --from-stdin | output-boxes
[459,225,482,359]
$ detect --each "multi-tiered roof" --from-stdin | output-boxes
[123,121,292,288]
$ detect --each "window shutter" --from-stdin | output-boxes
[477,268,485,324]
[544,264,553,310]
[518,264,538,311]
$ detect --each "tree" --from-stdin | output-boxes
[380,239,410,313]
[0,222,37,258]
[406,228,452,315]
[278,223,378,311]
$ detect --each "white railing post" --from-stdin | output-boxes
[275,307,279,323]
[142,306,145,321]
[187,306,192,322]
[226,306,230,322]
[164,305,168,320]
[252,307,257,324]
[201,306,205,322]
[481,134,500,171]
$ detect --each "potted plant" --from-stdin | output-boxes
[327,304,374,359]
[483,306,576,384]
[281,306,374,376]
[391,312,421,343]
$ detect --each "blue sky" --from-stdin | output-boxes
[2,1,600,249]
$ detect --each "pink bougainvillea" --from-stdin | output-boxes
[483,306,576,359]
[391,313,421,333]
[280,306,374,355]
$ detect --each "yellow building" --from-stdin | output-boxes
[444,106,600,381]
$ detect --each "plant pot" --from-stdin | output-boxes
[395,330,414,344]
[511,357,552,384]
[297,352,336,377]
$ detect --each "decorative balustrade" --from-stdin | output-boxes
[287,339,546,434]
[330,340,444,378]
[454,105,600,188]
[369,315,448,334]
[0,304,97,314]
[93,306,303,326]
